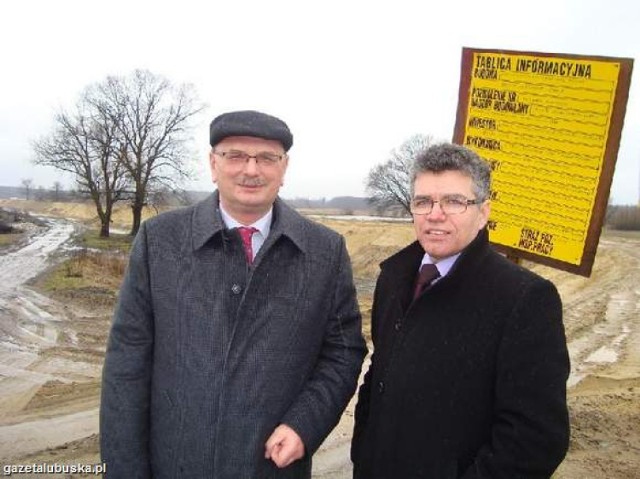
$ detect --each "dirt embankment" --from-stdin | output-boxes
[1,204,639,478]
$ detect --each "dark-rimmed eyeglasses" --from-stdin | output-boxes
[410,195,482,215]
[213,149,285,167]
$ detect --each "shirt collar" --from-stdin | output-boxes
[191,191,306,254]
[219,202,272,239]
[420,252,461,278]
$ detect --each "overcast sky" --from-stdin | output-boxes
[1,0,638,203]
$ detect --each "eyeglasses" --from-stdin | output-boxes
[214,149,285,167]
[410,195,482,215]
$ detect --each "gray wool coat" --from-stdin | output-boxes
[100,192,367,478]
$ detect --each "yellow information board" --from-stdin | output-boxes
[454,48,633,276]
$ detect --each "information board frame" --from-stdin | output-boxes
[453,47,633,276]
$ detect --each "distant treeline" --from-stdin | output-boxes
[2,186,639,227]
[0,186,376,214]
[284,196,370,212]
[607,205,640,231]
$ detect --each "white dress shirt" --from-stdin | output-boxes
[419,252,461,284]
[219,204,272,262]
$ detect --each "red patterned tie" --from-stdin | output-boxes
[413,263,440,300]
[238,227,259,264]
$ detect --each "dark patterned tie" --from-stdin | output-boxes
[238,227,259,264]
[413,263,440,300]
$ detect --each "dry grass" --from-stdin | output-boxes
[0,232,24,248]
[48,250,127,289]
[77,230,133,253]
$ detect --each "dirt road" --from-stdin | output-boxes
[0,216,638,477]
[0,217,105,468]
[541,234,640,478]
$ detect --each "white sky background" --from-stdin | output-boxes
[1,0,639,204]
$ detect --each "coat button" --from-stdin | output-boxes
[394,321,402,331]
[231,284,242,295]
[378,381,385,394]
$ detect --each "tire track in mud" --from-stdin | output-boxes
[562,239,639,388]
[530,235,640,478]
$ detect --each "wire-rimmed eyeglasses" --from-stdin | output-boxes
[213,149,285,167]
[410,195,482,215]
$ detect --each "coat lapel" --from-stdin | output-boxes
[380,241,424,314]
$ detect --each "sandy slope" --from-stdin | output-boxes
[0,209,638,478]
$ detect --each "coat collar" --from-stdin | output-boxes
[191,191,307,253]
[380,228,491,283]
[379,229,491,311]
[380,240,425,285]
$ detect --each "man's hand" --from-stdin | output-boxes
[264,424,305,468]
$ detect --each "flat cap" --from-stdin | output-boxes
[209,110,293,151]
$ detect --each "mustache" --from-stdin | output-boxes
[238,178,265,187]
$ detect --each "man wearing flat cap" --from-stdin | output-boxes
[101,110,367,478]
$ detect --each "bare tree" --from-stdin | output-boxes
[94,70,204,235]
[21,178,34,200]
[32,70,202,237]
[147,186,173,214]
[33,90,130,237]
[365,134,433,215]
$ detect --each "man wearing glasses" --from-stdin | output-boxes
[101,110,366,478]
[351,143,570,478]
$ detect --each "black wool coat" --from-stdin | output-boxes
[352,229,570,479]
